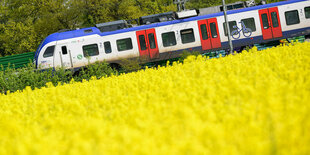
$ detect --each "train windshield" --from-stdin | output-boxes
[35,39,46,58]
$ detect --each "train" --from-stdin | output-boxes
[34,0,310,70]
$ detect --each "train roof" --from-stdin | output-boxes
[35,0,307,60]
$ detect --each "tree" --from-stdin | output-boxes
[0,0,281,57]
[0,0,84,56]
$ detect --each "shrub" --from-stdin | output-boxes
[73,61,117,82]
[178,50,201,62]
[119,58,142,73]
[0,61,116,94]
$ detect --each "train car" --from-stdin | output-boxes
[34,0,310,70]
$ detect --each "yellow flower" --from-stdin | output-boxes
[0,42,309,154]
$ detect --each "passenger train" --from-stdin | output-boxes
[34,0,310,70]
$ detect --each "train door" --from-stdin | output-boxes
[136,28,159,59]
[259,7,283,40]
[198,18,221,51]
[57,45,73,68]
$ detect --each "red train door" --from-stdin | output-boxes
[198,18,221,51]
[269,7,282,38]
[208,18,221,49]
[136,28,159,59]
[198,20,212,50]
[259,7,283,40]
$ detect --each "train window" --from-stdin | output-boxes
[181,28,195,44]
[271,12,279,28]
[138,35,147,51]
[223,21,237,36]
[148,33,156,49]
[227,5,233,10]
[200,24,208,40]
[43,46,55,58]
[61,46,68,55]
[261,14,269,29]
[305,7,310,19]
[285,10,300,25]
[234,3,244,9]
[210,23,218,38]
[162,32,176,47]
[104,42,112,54]
[117,38,133,51]
[83,44,99,57]
[241,18,256,32]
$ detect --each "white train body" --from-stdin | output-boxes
[35,0,310,70]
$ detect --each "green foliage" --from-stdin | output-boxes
[119,58,142,73]
[0,20,37,56]
[0,0,85,56]
[0,0,283,57]
[81,0,175,26]
[186,0,281,9]
[0,61,117,94]
[179,50,201,62]
[0,0,174,56]
[73,61,117,82]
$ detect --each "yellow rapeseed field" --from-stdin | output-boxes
[0,42,309,154]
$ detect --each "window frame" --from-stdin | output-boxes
[116,38,133,52]
[43,45,55,58]
[148,33,157,49]
[285,10,300,26]
[241,17,256,32]
[180,28,195,44]
[210,22,218,38]
[223,21,237,36]
[261,13,269,29]
[200,24,209,40]
[270,12,279,28]
[61,46,68,55]
[138,35,147,51]
[305,6,310,19]
[162,31,177,47]
[82,44,99,57]
[104,41,112,54]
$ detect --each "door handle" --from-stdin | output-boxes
[59,52,63,67]
[69,50,73,68]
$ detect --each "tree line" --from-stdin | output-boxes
[0,0,278,57]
